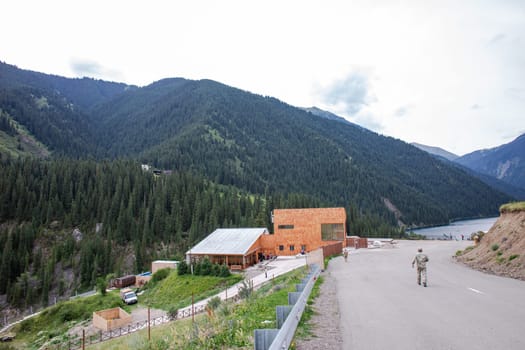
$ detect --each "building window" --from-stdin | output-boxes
[278,245,284,251]
[321,223,345,241]
[301,245,306,252]
[290,245,295,251]
[278,224,294,229]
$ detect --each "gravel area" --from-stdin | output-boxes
[295,267,343,350]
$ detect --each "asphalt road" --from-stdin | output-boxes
[331,240,525,350]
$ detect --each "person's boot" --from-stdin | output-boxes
[423,282,427,287]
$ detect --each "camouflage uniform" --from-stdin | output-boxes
[412,251,429,287]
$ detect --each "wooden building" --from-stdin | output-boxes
[185,228,269,270]
[261,207,347,256]
[186,208,349,270]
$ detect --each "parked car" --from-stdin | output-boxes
[120,288,138,305]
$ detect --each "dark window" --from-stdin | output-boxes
[290,245,295,251]
[278,224,294,229]
[321,223,345,241]
[278,245,284,251]
[301,245,306,251]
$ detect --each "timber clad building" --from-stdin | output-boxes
[186,207,347,269]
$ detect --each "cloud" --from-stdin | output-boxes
[488,33,506,45]
[394,106,410,117]
[471,104,481,110]
[70,58,124,81]
[319,69,375,116]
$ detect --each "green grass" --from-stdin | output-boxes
[140,271,242,310]
[87,267,308,350]
[9,292,123,349]
[491,244,499,251]
[500,201,525,213]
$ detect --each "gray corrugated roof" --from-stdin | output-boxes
[186,228,268,255]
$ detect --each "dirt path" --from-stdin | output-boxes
[295,266,343,350]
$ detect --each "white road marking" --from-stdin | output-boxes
[468,287,484,294]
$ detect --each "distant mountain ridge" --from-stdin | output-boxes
[454,134,525,191]
[411,142,459,161]
[0,61,514,229]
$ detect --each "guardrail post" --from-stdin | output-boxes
[276,306,293,329]
[254,329,279,350]
[254,264,321,350]
[288,292,301,305]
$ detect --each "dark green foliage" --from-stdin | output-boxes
[0,110,16,135]
[96,277,107,296]
[219,264,231,277]
[199,257,212,276]
[177,260,189,275]
[0,158,291,307]
[152,268,171,283]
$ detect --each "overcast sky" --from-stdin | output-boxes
[2,0,524,155]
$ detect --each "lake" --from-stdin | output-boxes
[411,217,498,239]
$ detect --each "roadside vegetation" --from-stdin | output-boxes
[87,267,310,349]
[500,201,525,213]
[3,269,242,349]
[140,267,242,311]
[7,292,123,349]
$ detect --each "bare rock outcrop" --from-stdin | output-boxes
[457,209,525,281]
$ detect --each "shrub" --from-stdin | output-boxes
[207,296,221,310]
[491,244,499,251]
[152,268,171,283]
[219,265,231,277]
[212,264,221,276]
[167,306,179,320]
[238,280,253,299]
[200,257,212,276]
[509,254,519,261]
[96,277,107,296]
[455,250,463,256]
[177,260,189,275]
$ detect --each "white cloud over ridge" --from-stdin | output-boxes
[0,0,524,155]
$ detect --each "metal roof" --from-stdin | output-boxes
[187,228,268,255]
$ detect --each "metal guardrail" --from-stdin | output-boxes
[254,264,321,350]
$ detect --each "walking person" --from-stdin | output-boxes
[343,249,349,262]
[412,248,429,287]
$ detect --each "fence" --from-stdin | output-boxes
[322,241,343,258]
[254,264,321,350]
[42,292,243,350]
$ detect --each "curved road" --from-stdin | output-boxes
[330,240,525,350]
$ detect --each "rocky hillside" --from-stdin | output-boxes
[457,202,525,280]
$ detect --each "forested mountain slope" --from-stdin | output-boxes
[91,78,512,227]
[0,62,514,228]
[0,61,134,111]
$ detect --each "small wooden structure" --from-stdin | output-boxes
[93,307,132,331]
[151,260,179,274]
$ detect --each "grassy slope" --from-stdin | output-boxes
[87,267,310,349]
[5,272,241,349]
[140,271,243,310]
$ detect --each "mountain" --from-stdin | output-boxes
[455,134,525,191]
[0,63,514,228]
[301,106,360,128]
[0,61,135,111]
[411,142,459,161]
[412,141,525,200]
[88,78,512,226]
